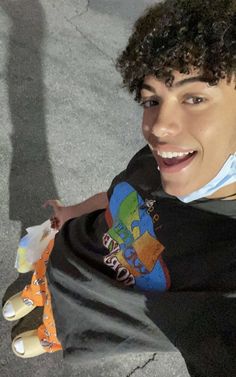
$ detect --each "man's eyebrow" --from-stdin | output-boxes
[141,76,210,93]
[174,76,210,88]
[141,83,157,93]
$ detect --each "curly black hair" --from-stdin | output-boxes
[116,0,236,101]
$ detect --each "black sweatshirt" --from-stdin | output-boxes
[47,145,236,377]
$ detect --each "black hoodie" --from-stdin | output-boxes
[47,145,236,377]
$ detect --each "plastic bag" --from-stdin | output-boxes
[15,219,58,273]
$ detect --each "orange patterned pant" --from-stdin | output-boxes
[21,239,62,353]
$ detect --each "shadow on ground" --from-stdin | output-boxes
[1,0,58,331]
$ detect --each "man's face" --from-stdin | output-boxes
[141,70,236,198]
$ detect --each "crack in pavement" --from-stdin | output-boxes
[76,0,90,18]
[64,0,115,64]
[126,353,158,377]
[65,15,115,64]
[74,25,115,63]
[66,0,90,22]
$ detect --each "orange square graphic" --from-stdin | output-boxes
[116,232,164,277]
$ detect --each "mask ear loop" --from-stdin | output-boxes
[192,151,236,201]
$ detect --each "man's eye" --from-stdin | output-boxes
[185,96,205,105]
[140,99,159,108]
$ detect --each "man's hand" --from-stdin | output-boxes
[43,200,69,230]
[43,192,109,231]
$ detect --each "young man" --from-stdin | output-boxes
[3,0,236,376]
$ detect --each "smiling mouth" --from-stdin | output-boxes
[156,151,198,173]
[161,151,196,166]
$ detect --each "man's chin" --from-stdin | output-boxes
[161,181,194,198]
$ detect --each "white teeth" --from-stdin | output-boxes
[157,150,194,158]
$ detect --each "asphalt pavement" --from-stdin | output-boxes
[0,1,190,376]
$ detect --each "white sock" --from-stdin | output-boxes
[14,338,24,354]
[3,302,15,318]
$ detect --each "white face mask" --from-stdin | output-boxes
[176,152,236,203]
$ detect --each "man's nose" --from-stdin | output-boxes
[150,100,182,138]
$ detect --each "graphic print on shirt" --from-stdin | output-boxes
[103,182,170,291]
